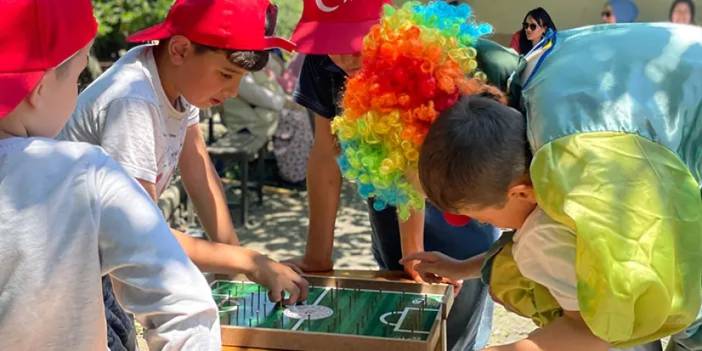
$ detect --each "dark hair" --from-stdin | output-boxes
[518,7,557,54]
[190,3,280,71]
[670,0,696,23]
[418,95,531,212]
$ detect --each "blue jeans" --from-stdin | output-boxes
[103,276,136,351]
[369,199,498,351]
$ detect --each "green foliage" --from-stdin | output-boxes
[271,0,303,38]
[93,0,171,60]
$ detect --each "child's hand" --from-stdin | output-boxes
[247,255,309,305]
[402,258,442,284]
[400,251,468,283]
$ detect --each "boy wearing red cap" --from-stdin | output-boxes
[285,1,497,350]
[59,0,307,349]
[0,0,221,350]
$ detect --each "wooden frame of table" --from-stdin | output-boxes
[219,270,454,351]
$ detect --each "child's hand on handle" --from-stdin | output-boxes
[402,257,443,284]
[400,251,471,283]
[247,254,309,305]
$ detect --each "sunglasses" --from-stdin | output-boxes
[601,11,612,18]
[522,22,539,31]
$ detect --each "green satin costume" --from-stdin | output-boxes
[476,23,702,348]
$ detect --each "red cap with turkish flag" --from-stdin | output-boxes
[0,0,97,119]
[127,0,295,52]
[291,0,392,55]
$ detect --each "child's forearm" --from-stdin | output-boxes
[399,209,425,258]
[171,229,261,274]
[302,116,342,270]
[459,253,487,280]
[179,124,239,246]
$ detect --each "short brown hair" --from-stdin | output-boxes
[418,95,531,212]
[192,43,269,71]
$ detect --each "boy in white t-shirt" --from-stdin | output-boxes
[0,1,220,350]
[59,1,308,349]
[402,96,664,351]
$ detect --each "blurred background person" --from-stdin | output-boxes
[602,0,639,23]
[510,7,557,54]
[670,0,696,24]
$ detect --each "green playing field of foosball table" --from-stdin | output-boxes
[213,271,454,351]
[213,280,443,339]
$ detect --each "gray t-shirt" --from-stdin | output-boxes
[59,45,199,196]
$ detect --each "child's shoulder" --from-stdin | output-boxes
[78,45,161,109]
[516,207,575,243]
[24,138,109,161]
[18,138,111,167]
[0,138,116,195]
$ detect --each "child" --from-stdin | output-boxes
[285,1,498,350]
[403,95,664,351]
[59,0,308,349]
[0,0,220,349]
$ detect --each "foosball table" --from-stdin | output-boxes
[212,271,454,351]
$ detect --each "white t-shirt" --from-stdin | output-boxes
[512,208,580,311]
[59,45,200,196]
[0,137,220,350]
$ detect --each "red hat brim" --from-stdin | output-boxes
[264,37,297,52]
[128,22,296,52]
[127,22,173,43]
[291,18,380,54]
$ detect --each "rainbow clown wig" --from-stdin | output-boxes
[332,1,501,220]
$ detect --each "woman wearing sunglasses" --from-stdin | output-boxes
[510,7,557,54]
[601,0,639,24]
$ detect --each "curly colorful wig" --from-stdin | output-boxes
[332,1,501,219]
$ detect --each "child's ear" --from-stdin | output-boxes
[168,35,193,66]
[26,73,50,109]
[507,182,536,204]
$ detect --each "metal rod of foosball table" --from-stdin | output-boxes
[250,292,254,312]
[243,298,247,322]
[257,286,261,309]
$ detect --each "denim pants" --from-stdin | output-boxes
[368,199,498,351]
[103,276,137,351]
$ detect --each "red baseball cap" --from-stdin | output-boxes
[0,0,97,119]
[291,0,392,55]
[127,0,295,52]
